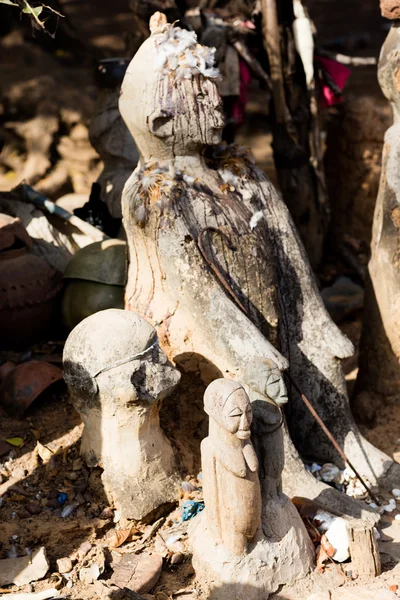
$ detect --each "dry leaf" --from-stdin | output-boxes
[105,527,139,549]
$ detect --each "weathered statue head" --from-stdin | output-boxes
[63,309,181,520]
[204,379,253,440]
[119,12,224,161]
[63,308,180,412]
[245,359,288,406]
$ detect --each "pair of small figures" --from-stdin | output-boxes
[64,309,314,599]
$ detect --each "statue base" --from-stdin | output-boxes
[189,498,314,600]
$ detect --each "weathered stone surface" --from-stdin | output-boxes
[63,309,181,521]
[380,0,400,19]
[111,553,163,594]
[0,547,49,586]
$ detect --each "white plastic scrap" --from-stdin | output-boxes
[325,517,350,562]
[154,25,219,80]
[292,0,315,87]
[369,502,385,515]
[312,511,350,563]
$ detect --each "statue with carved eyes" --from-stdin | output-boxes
[243,359,309,529]
[190,376,314,599]
[244,359,287,500]
[201,378,261,556]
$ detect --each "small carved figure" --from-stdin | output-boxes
[201,378,261,556]
[244,359,288,502]
[244,359,315,558]
[63,308,181,520]
[190,374,314,599]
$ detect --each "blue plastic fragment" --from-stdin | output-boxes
[181,500,205,522]
[57,492,68,506]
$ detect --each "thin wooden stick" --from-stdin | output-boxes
[287,373,381,505]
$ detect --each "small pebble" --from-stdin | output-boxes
[72,458,83,471]
[394,514,400,521]
[310,463,322,474]
[383,503,396,513]
[90,503,100,517]
[320,463,342,484]
[170,552,184,565]
[26,502,42,515]
[56,557,73,574]
[99,507,114,519]
[17,509,31,519]
[181,481,197,492]
[66,580,73,589]
[68,472,78,481]
[392,488,400,498]
[75,492,85,505]
[74,479,87,492]
[61,503,78,518]
[368,502,385,514]
[113,510,121,523]
[77,541,92,560]
[7,546,18,558]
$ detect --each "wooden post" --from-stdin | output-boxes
[347,523,381,578]
[259,0,328,267]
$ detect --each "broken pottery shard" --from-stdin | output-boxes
[380,0,400,19]
[111,553,163,594]
[0,547,49,586]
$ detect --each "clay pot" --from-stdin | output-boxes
[62,239,126,330]
[0,214,63,350]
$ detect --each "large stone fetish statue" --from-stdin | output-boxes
[189,378,314,600]
[356,15,400,418]
[119,12,398,519]
[63,308,181,521]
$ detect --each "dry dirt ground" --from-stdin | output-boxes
[1,1,400,599]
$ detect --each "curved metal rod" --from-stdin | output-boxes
[197,226,248,315]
